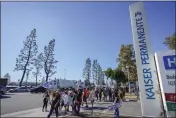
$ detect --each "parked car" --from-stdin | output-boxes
[30,86,46,93]
[6,85,19,91]
[8,87,29,93]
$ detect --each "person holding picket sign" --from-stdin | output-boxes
[114,88,121,118]
[108,100,121,118]
[108,88,122,118]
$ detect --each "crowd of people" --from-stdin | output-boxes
[42,87,126,118]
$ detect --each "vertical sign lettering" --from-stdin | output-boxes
[129,2,163,117]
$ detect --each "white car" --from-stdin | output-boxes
[8,87,29,93]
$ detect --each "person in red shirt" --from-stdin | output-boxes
[82,88,89,107]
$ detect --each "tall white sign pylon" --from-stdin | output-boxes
[129,2,163,117]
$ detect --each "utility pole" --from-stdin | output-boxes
[57,63,60,79]
[64,69,67,80]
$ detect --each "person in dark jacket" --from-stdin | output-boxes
[73,89,83,116]
[121,88,125,101]
[72,91,77,115]
[114,88,121,118]
[42,91,50,112]
[114,88,120,103]
[95,89,99,100]
[47,91,60,118]
[103,88,107,101]
[109,88,112,102]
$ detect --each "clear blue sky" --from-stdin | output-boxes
[1,2,175,82]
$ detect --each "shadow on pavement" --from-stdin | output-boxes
[5,93,15,95]
[79,112,111,118]
[95,102,112,105]
[82,106,107,111]
[50,111,73,116]
[0,95,11,99]
[79,113,92,118]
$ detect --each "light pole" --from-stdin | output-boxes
[64,69,67,80]
[126,66,131,96]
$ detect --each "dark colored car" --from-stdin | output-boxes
[8,87,29,93]
[30,86,46,93]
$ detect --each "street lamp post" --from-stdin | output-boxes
[64,69,67,80]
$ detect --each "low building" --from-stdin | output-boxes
[58,79,76,88]
[42,78,76,90]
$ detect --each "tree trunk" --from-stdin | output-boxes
[35,75,38,86]
[46,74,49,82]
[19,69,26,87]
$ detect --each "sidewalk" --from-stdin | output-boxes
[1,101,142,117]
[1,107,81,117]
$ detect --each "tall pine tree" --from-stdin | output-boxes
[83,58,91,87]
[40,39,58,82]
[14,29,38,87]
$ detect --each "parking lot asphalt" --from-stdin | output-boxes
[1,92,43,115]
